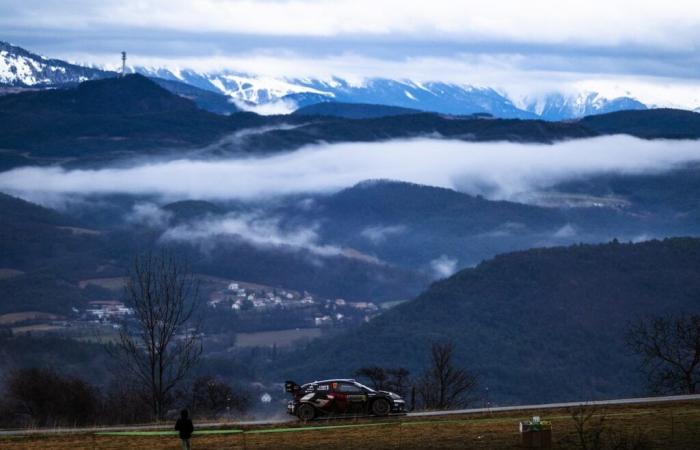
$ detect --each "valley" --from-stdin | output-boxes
[0,41,699,432]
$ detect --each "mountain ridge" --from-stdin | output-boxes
[0,41,663,121]
[0,41,238,115]
[292,102,423,119]
[2,74,700,168]
[135,66,652,121]
[580,108,700,139]
[0,41,109,87]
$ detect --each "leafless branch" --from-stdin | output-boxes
[113,250,202,419]
[626,314,700,395]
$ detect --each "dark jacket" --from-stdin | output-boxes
[175,417,194,439]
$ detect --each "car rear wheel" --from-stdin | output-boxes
[297,403,316,421]
[371,398,391,416]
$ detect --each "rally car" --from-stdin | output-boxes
[285,378,406,420]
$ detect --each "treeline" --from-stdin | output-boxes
[354,340,479,411]
[0,368,250,428]
[345,311,700,414]
[0,251,247,428]
[277,238,700,404]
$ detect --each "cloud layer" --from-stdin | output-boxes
[4,1,700,109]
[161,213,343,257]
[1,136,699,203]
[159,212,384,265]
[5,0,700,48]
[102,52,700,110]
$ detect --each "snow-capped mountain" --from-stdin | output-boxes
[132,67,538,118]
[132,66,654,120]
[522,92,646,121]
[1,41,653,120]
[131,67,332,105]
[0,41,111,87]
[294,78,537,118]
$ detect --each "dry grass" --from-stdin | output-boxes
[0,311,62,325]
[2,401,699,449]
[11,324,67,334]
[78,277,127,291]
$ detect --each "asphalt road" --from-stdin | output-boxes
[406,393,700,417]
[1,393,698,437]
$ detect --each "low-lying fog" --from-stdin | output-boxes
[1,135,699,204]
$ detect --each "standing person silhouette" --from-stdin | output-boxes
[175,409,194,450]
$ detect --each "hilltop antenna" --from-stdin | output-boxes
[121,51,127,77]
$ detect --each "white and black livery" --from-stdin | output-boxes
[285,378,406,421]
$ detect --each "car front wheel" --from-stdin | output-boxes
[297,403,316,421]
[371,398,391,416]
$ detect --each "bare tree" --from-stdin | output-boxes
[3,368,99,428]
[569,403,607,450]
[354,366,389,391]
[354,366,411,396]
[626,314,700,395]
[102,378,153,425]
[190,376,250,418]
[191,376,233,417]
[114,251,202,419]
[386,367,411,397]
[564,403,651,450]
[417,341,478,410]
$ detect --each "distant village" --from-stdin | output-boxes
[84,300,134,322]
[207,282,380,328]
[0,300,135,338]
[0,278,384,341]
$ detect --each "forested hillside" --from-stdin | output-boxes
[0,193,427,314]
[279,238,700,404]
[292,102,422,119]
[579,108,700,139]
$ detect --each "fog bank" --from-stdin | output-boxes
[1,136,699,203]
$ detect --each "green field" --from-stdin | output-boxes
[3,399,699,449]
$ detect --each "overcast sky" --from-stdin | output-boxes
[2,0,700,105]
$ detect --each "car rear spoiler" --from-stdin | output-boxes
[285,380,301,393]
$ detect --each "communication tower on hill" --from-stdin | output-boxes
[121,51,127,77]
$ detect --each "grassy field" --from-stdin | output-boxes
[0,311,62,325]
[2,400,699,449]
[235,328,322,348]
[78,277,127,291]
[10,323,67,334]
